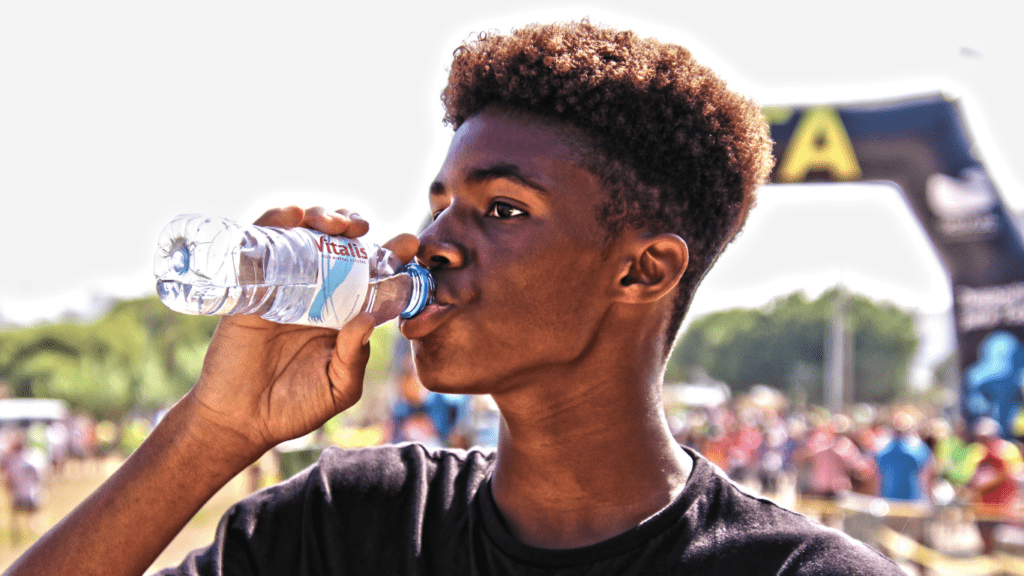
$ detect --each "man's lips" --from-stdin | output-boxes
[399,300,455,340]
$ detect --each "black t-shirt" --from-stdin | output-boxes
[157,444,901,575]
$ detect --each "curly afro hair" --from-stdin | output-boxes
[442,20,774,344]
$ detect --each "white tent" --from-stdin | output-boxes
[0,398,70,425]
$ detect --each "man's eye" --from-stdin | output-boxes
[485,201,526,219]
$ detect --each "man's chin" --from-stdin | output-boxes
[414,361,501,396]
[417,373,486,396]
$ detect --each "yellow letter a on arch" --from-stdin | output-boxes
[777,107,862,183]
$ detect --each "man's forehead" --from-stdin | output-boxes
[445,105,590,169]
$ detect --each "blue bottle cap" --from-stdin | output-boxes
[399,262,434,319]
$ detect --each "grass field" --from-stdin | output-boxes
[0,457,252,574]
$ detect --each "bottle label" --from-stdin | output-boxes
[303,236,371,327]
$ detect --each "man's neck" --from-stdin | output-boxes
[487,357,692,550]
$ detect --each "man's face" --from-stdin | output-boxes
[399,106,622,394]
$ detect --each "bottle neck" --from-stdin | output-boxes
[400,262,434,319]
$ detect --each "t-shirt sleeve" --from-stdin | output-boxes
[150,485,301,576]
[149,444,482,576]
[776,532,906,576]
[149,447,359,576]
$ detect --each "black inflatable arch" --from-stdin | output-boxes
[765,93,1024,438]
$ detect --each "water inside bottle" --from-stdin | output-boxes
[156,280,320,323]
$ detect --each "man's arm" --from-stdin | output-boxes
[4,207,415,576]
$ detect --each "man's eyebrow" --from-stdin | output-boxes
[429,163,551,198]
[466,163,550,195]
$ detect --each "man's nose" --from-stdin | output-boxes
[417,218,465,270]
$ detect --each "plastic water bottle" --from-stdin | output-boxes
[153,215,433,327]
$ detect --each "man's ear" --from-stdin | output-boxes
[616,233,688,304]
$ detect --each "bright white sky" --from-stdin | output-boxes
[1,0,1019,368]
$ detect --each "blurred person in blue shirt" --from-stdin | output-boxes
[875,410,935,575]
[875,411,934,501]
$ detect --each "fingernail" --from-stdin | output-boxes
[350,213,363,221]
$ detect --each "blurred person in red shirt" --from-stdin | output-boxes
[726,411,762,484]
[795,415,876,527]
[969,416,1023,555]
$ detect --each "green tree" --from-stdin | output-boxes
[667,288,918,404]
[0,297,219,419]
[1,296,403,422]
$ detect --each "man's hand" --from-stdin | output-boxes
[183,205,418,463]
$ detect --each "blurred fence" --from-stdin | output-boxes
[796,492,1023,575]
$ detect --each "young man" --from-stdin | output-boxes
[6,21,902,575]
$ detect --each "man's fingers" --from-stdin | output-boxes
[254,206,305,227]
[333,209,370,238]
[253,206,371,238]
[300,206,352,236]
[382,233,419,264]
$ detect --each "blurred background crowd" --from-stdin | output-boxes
[2,322,1022,575]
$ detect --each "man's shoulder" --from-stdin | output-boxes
[685,450,903,575]
[158,445,496,575]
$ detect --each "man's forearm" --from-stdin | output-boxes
[4,394,258,576]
